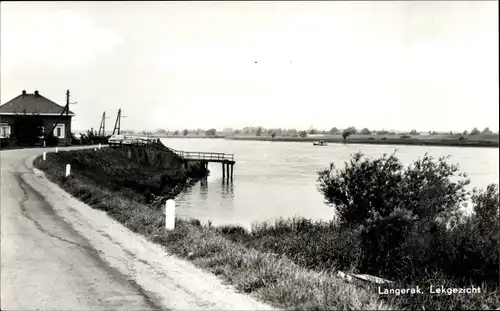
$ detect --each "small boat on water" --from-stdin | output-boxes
[313,140,328,146]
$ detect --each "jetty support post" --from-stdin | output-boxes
[230,163,234,179]
[222,163,226,179]
[226,162,230,178]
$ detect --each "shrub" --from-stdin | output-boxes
[360,128,371,135]
[316,152,494,285]
[205,128,216,136]
[400,135,411,139]
[329,127,339,134]
[472,184,499,235]
[470,127,480,135]
[46,133,59,146]
[298,130,307,138]
[317,151,469,227]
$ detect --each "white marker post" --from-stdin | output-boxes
[65,164,71,177]
[94,148,97,151]
[98,143,101,149]
[55,147,58,153]
[43,152,46,161]
[165,199,176,230]
[43,141,46,147]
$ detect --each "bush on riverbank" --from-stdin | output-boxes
[217,152,499,309]
[316,151,498,286]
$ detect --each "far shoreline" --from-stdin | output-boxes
[151,134,499,148]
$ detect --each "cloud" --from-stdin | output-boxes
[2,9,122,68]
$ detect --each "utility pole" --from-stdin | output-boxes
[48,90,72,145]
[112,109,127,135]
[98,112,109,136]
[112,109,120,135]
[65,90,69,146]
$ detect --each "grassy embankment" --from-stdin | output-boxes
[226,134,500,148]
[34,146,390,310]
[33,145,499,310]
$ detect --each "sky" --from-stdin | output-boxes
[1,1,498,132]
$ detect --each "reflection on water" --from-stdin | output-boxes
[168,138,499,229]
[199,177,208,201]
[220,178,234,199]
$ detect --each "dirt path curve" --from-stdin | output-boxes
[1,146,274,310]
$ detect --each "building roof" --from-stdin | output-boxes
[0,90,75,116]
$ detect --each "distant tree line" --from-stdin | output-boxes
[148,126,498,138]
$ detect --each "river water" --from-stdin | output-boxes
[160,138,499,229]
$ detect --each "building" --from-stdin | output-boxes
[0,90,75,145]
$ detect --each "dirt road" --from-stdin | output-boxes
[1,146,273,310]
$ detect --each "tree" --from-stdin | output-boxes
[342,126,357,142]
[256,127,263,137]
[12,116,43,146]
[470,127,480,135]
[409,129,419,135]
[308,128,317,135]
[298,130,307,138]
[482,127,493,135]
[286,129,298,137]
[346,126,357,134]
[271,132,276,139]
[205,128,217,136]
[360,128,371,135]
[459,135,466,144]
[463,130,468,135]
[329,127,339,134]
[182,129,189,136]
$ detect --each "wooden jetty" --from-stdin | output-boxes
[170,149,235,179]
[108,136,236,178]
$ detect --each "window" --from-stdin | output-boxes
[0,123,11,138]
[53,124,65,139]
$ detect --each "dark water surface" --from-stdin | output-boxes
[161,138,499,229]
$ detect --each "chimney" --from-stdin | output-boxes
[22,90,27,96]
[34,90,39,96]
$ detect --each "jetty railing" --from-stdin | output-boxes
[170,150,234,162]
